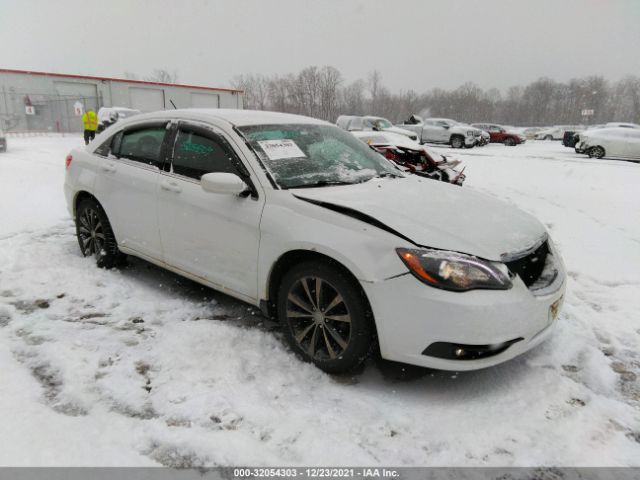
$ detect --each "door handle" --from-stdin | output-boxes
[100,163,116,173]
[160,180,182,193]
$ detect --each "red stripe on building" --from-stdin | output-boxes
[0,68,243,94]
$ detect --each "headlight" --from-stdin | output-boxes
[396,248,512,291]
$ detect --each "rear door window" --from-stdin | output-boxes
[117,126,167,168]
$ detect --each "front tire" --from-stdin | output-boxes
[589,146,605,159]
[75,198,124,268]
[277,261,375,373]
[544,135,553,141]
[450,135,464,149]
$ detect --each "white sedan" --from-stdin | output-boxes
[579,127,640,161]
[64,109,566,373]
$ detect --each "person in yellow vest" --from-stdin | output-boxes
[82,109,98,145]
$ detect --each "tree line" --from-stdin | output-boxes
[232,67,640,126]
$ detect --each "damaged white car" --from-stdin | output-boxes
[64,109,566,373]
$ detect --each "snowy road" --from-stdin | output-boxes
[0,136,639,466]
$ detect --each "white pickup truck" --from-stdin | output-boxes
[336,115,419,142]
[396,115,480,148]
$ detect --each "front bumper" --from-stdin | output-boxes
[362,255,566,371]
[576,141,589,153]
[474,135,489,146]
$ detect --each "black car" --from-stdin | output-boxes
[562,131,580,148]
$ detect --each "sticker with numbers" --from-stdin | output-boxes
[257,139,306,160]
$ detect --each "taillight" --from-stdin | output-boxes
[65,154,72,169]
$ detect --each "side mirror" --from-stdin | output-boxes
[201,172,248,195]
[443,125,450,130]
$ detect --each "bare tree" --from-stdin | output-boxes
[318,66,343,121]
[340,80,366,115]
[228,65,640,126]
[145,69,179,84]
[232,74,269,110]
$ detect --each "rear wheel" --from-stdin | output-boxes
[544,135,553,140]
[504,137,516,146]
[76,198,125,268]
[450,135,464,149]
[589,146,605,159]
[277,261,375,373]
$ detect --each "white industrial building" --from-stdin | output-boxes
[0,68,243,133]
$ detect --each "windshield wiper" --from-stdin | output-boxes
[287,180,356,189]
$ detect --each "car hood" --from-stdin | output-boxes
[292,177,546,261]
[385,126,418,138]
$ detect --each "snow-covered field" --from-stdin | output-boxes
[0,136,639,466]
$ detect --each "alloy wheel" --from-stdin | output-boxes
[590,146,605,159]
[78,207,106,258]
[285,276,352,360]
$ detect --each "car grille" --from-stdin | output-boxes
[504,240,549,288]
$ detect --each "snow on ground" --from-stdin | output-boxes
[0,136,639,466]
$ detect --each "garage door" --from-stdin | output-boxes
[190,92,219,108]
[129,87,165,112]
[54,81,98,99]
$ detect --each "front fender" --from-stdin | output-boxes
[257,192,411,300]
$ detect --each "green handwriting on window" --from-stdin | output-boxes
[181,141,214,155]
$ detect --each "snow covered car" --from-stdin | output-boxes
[578,127,640,161]
[96,107,141,133]
[517,127,545,140]
[64,109,566,373]
[0,128,6,152]
[535,126,582,141]
[335,115,418,141]
[573,123,640,153]
[352,130,466,185]
[472,123,526,146]
[396,115,481,148]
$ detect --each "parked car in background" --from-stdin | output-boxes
[535,126,582,140]
[578,127,640,161]
[604,122,640,129]
[97,107,141,133]
[472,123,526,146]
[64,108,565,373]
[336,115,418,141]
[351,130,466,185]
[572,123,639,152]
[0,128,6,152]
[516,127,546,140]
[396,115,482,148]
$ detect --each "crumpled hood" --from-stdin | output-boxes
[385,126,418,138]
[293,177,546,261]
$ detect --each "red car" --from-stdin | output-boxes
[472,123,526,146]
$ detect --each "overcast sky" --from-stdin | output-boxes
[1,0,638,92]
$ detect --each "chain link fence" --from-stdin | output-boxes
[0,92,102,134]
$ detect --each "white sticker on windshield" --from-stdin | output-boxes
[257,139,306,160]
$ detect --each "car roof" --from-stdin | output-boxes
[587,127,635,135]
[119,108,330,127]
